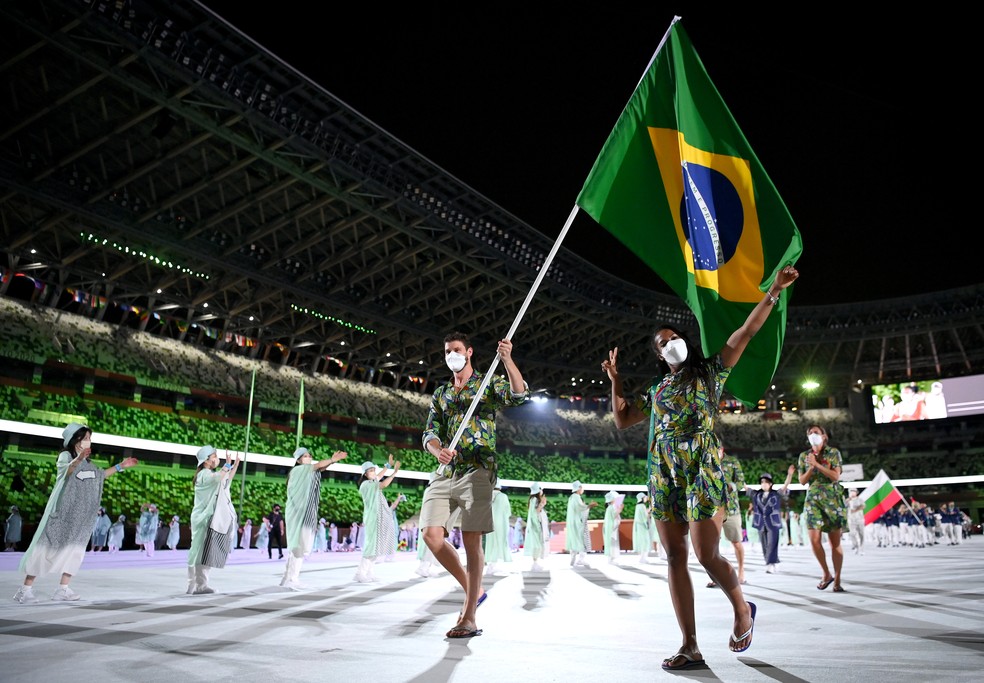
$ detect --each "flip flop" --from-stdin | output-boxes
[706,581,718,588]
[730,601,756,653]
[661,651,705,671]
[817,577,834,591]
[832,585,845,592]
[446,625,483,639]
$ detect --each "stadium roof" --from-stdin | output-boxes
[3,0,984,407]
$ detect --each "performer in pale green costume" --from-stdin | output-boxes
[186,445,241,595]
[484,482,513,575]
[524,483,548,571]
[355,458,401,582]
[565,480,597,567]
[603,491,624,564]
[15,424,137,604]
[281,446,347,590]
[633,492,654,563]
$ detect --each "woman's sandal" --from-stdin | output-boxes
[661,650,705,671]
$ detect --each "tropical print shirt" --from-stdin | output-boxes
[423,370,528,478]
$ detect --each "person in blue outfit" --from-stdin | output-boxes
[747,467,794,574]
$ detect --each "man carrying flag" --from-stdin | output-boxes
[860,469,904,526]
[589,16,800,670]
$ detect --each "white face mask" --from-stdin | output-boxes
[79,438,92,452]
[661,338,689,365]
[446,351,467,373]
[808,433,824,447]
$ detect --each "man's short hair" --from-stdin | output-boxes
[444,331,470,347]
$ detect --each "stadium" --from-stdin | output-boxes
[1,2,982,682]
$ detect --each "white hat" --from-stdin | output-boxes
[62,422,87,447]
[636,492,647,502]
[196,445,216,465]
[293,447,310,460]
[571,480,582,492]
[361,461,376,474]
[530,483,542,494]
[605,490,617,503]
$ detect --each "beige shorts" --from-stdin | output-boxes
[419,467,495,533]
[722,512,743,543]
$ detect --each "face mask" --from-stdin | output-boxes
[662,338,688,365]
[808,433,824,447]
[446,351,467,372]
[80,438,92,452]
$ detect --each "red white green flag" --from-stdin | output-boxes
[860,469,903,525]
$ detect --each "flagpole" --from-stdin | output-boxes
[295,378,304,450]
[238,368,256,519]
[434,205,579,478]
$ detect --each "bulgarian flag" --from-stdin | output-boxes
[860,469,903,525]
[577,17,802,407]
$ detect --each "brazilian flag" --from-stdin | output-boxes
[577,17,803,407]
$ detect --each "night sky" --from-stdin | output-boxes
[197,3,978,306]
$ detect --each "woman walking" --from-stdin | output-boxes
[186,445,241,595]
[14,423,137,603]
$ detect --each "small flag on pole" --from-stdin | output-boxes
[860,469,903,525]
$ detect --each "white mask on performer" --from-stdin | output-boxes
[446,351,467,373]
[808,433,824,447]
[662,339,688,365]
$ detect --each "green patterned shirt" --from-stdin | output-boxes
[720,453,746,517]
[423,370,529,478]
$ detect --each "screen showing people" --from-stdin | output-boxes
[870,375,984,423]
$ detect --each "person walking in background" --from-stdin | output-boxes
[328,522,340,551]
[15,423,137,603]
[510,515,524,553]
[137,503,159,557]
[355,457,400,583]
[789,511,806,546]
[798,425,848,592]
[5,505,23,552]
[282,446,347,590]
[186,446,241,595]
[601,265,798,670]
[747,467,795,574]
[708,445,747,587]
[633,492,654,564]
[745,503,759,546]
[484,482,513,575]
[385,493,405,562]
[419,332,528,640]
[523,483,548,571]
[565,480,597,567]
[239,518,253,551]
[267,503,285,560]
[313,518,328,553]
[167,515,181,551]
[846,489,865,555]
[107,514,126,554]
[255,516,271,554]
[90,507,110,553]
[603,491,624,565]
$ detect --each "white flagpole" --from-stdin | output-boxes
[433,205,579,478]
[237,368,256,518]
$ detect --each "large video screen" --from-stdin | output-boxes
[870,375,984,424]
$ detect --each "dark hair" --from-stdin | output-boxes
[64,426,94,476]
[66,426,92,456]
[444,331,471,347]
[652,324,714,397]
